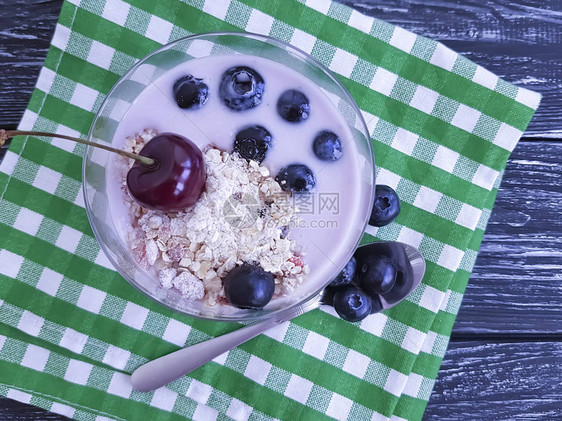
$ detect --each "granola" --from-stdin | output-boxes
[117,129,308,306]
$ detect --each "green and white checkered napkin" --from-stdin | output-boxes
[0,0,540,419]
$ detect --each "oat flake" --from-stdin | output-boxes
[118,130,308,306]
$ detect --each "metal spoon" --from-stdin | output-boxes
[131,241,425,392]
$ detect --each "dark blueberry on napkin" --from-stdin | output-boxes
[369,185,401,227]
[333,285,372,322]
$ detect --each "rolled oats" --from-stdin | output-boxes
[119,130,308,305]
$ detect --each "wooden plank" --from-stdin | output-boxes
[0,0,560,419]
[425,341,562,420]
[337,0,561,138]
[0,0,61,127]
[0,398,67,420]
[6,135,557,335]
[0,341,559,420]
[1,0,560,137]
[0,0,560,331]
[0,0,560,334]
[453,141,562,335]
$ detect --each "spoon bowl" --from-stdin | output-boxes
[352,241,426,311]
[131,241,425,392]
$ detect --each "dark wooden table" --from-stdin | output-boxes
[1,0,561,419]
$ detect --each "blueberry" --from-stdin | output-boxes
[233,125,273,163]
[333,285,372,322]
[355,242,415,305]
[224,264,275,309]
[329,257,356,287]
[277,89,310,122]
[321,286,336,306]
[173,75,209,109]
[276,164,316,193]
[313,131,343,161]
[370,294,384,314]
[369,185,401,227]
[381,270,411,305]
[219,66,264,111]
[358,254,397,295]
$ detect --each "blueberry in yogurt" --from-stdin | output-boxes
[313,130,343,161]
[110,52,372,313]
[277,89,310,122]
[219,66,264,111]
[276,164,316,193]
[173,75,209,109]
[233,125,273,163]
[224,264,275,309]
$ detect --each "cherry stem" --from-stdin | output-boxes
[0,129,155,166]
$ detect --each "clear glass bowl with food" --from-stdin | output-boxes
[83,32,375,321]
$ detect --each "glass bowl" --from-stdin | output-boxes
[83,32,375,322]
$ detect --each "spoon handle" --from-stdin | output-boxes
[131,317,279,392]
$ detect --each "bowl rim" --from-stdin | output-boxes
[83,30,375,322]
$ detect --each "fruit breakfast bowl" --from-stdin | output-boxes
[82,32,376,322]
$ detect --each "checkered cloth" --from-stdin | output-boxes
[0,0,540,419]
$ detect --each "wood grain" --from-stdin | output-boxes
[1,0,561,137]
[4,103,559,334]
[338,0,562,138]
[425,341,562,420]
[0,398,67,420]
[454,141,562,335]
[0,0,61,127]
[0,341,560,420]
[0,0,561,419]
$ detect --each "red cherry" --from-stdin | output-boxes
[126,133,206,211]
